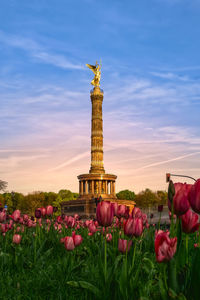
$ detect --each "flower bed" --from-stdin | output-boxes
[0,180,200,299]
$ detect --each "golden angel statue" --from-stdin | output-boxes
[86,61,101,87]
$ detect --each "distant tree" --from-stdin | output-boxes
[3,193,13,213]
[24,192,45,215]
[0,194,4,207]
[0,180,8,192]
[116,189,136,200]
[134,188,158,208]
[73,193,79,200]
[156,190,168,205]
[44,192,57,206]
[58,189,74,201]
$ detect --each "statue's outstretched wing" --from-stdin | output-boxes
[86,64,97,74]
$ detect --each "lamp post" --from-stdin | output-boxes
[166,173,197,183]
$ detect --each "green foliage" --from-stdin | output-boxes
[134,188,167,208]
[52,195,62,216]
[116,189,135,200]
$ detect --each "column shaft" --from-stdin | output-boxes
[81,181,84,195]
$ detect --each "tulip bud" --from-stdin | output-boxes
[158,205,163,212]
[168,180,175,204]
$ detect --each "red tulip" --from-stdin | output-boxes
[46,205,53,216]
[96,201,114,227]
[64,236,75,251]
[155,230,177,263]
[35,209,42,219]
[118,239,132,253]
[94,220,98,227]
[168,183,191,216]
[12,210,21,222]
[124,217,143,237]
[13,234,22,244]
[158,205,163,212]
[181,209,200,234]
[189,179,200,214]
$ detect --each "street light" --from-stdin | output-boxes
[166,173,197,183]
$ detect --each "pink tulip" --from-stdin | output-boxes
[118,239,132,253]
[96,201,114,227]
[40,207,46,217]
[132,207,142,218]
[64,236,75,251]
[19,217,24,224]
[56,216,63,223]
[106,233,112,242]
[111,202,118,216]
[181,209,199,234]
[60,237,65,243]
[189,179,200,214]
[124,217,143,237]
[117,205,129,218]
[12,210,21,222]
[88,223,97,234]
[23,214,29,222]
[46,205,53,216]
[73,234,83,247]
[74,214,79,220]
[0,211,6,222]
[1,223,8,233]
[13,234,22,244]
[168,183,191,216]
[67,216,75,228]
[155,230,177,263]
[84,220,90,227]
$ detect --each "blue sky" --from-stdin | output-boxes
[0,0,200,194]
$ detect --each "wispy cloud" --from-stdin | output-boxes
[48,151,90,171]
[150,71,189,81]
[133,151,200,172]
[0,30,83,70]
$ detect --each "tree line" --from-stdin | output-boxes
[0,180,167,215]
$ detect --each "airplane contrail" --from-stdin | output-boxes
[48,151,90,171]
[134,151,200,171]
